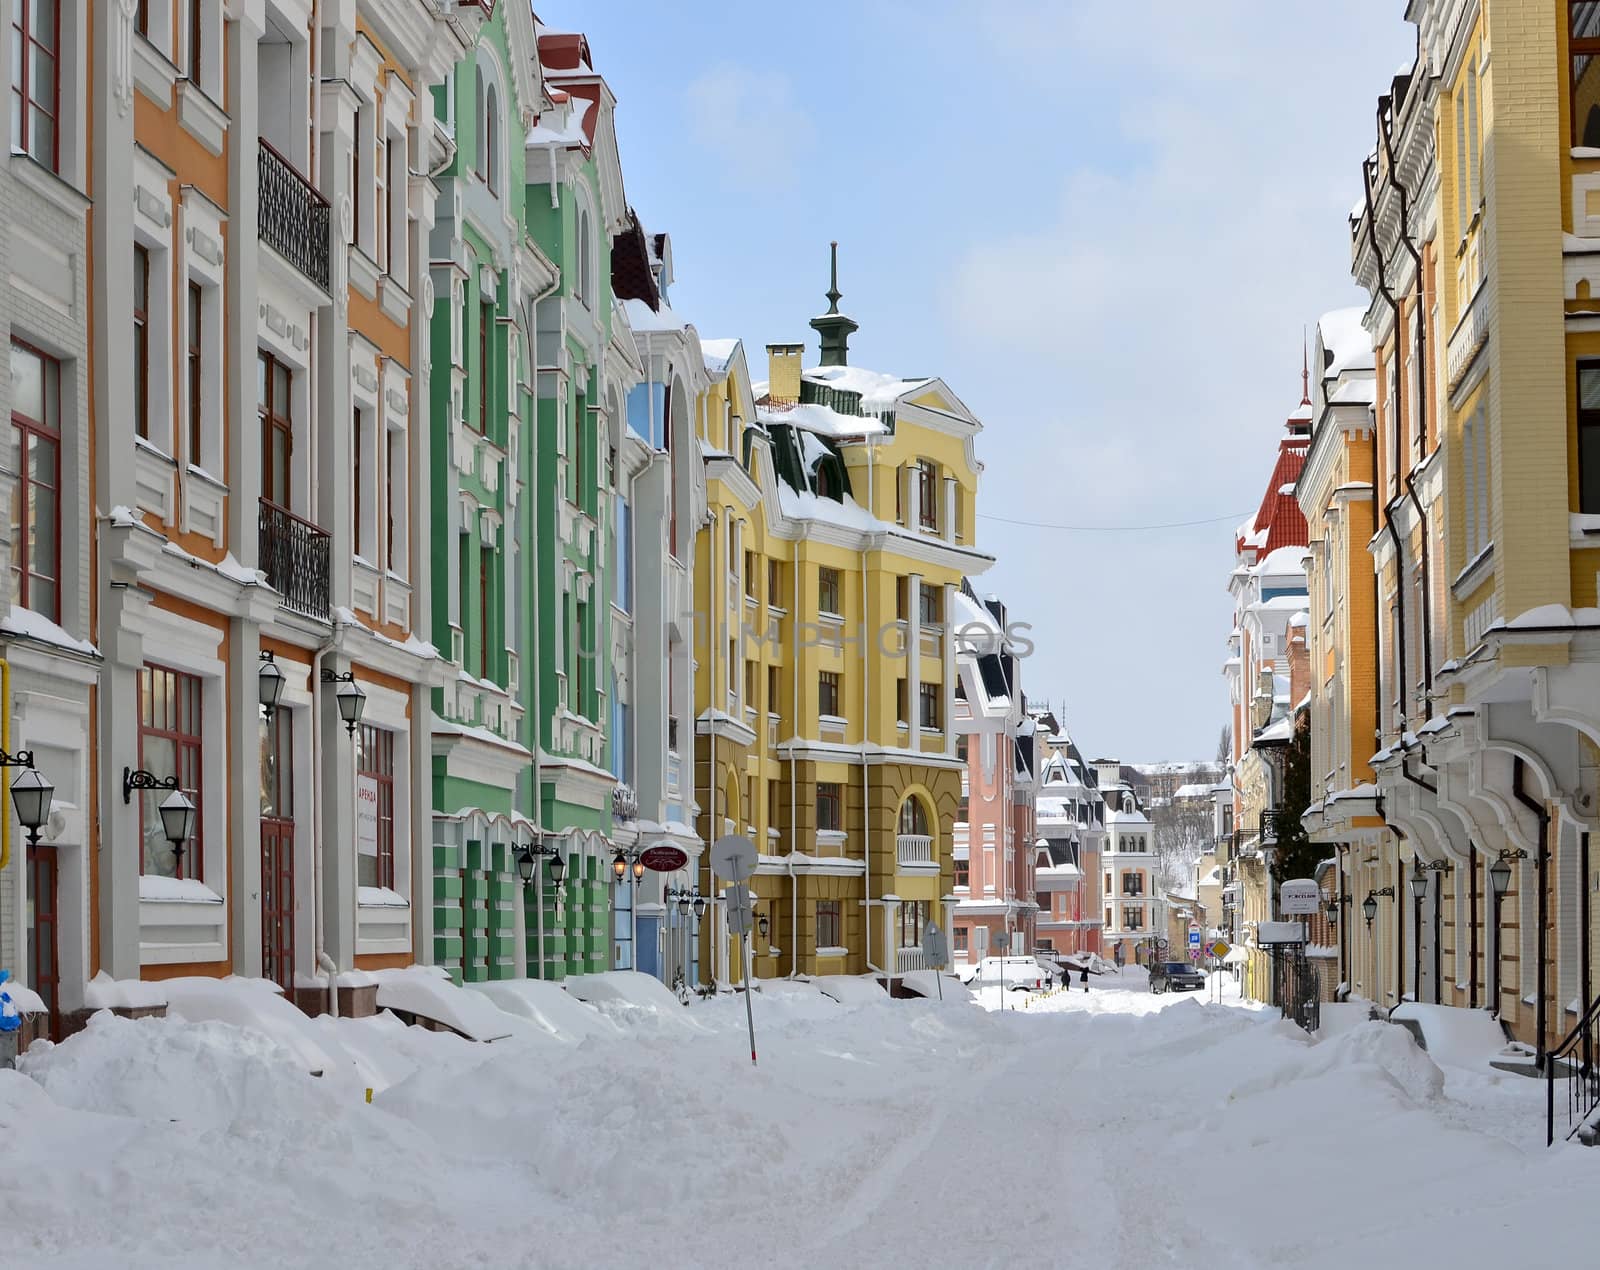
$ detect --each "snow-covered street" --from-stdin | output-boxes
[0,970,1590,1270]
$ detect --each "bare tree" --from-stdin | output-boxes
[1217,723,1232,765]
[1153,795,1215,893]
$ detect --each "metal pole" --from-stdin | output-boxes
[1432,872,1442,1006]
[1413,892,1422,1004]
[742,927,757,1065]
[535,869,545,980]
[630,872,638,971]
[1583,832,1593,1077]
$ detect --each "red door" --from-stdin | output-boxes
[26,845,59,1041]
[261,710,296,993]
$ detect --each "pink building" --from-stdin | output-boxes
[1034,728,1107,958]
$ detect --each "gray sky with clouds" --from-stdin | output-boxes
[542,1,1414,763]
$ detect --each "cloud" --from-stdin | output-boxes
[685,66,815,187]
[937,3,1409,758]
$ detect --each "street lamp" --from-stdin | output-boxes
[0,749,54,847]
[320,668,366,736]
[1489,848,1527,1013]
[123,766,197,864]
[1363,886,1395,930]
[258,650,285,720]
[1410,863,1429,1002]
[758,912,770,941]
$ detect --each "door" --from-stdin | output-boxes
[260,710,296,992]
[26,845,59,1041]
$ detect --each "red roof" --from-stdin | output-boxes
[1236,414,1309,560]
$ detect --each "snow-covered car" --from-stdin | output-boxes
[971,956,1046,992]
[955,962,980,985]
[1149,961,1206,993]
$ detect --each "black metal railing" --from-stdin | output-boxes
[259,498,331,621]
[1548,992,1600,1145]
[1260,808,1291,844]
[258,138,330,290]
[1272,945,1321,1034]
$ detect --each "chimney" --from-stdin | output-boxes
[1287,619,1310,709]
[765,343,803,403]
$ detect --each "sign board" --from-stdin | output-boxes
[1188,929,1202,947]
[639,844,689,873]
[1210,940,1231,959]
[921,922,948,966]
[710,835,757,882]
[1280,879,1322,915]
[726,904,753,936]
[1256,919,1307,945]
[993,929,1011,951]
[356,776,380,859]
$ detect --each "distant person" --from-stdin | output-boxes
[1080,964,1090,992]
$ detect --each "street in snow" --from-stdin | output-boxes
[0,968,1587,1270]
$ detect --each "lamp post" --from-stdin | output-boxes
[1416,859,1451,1005]
[320,668,366,737]
[1489,848,1526,1014]
[514,839,566,980]
[611,849,646,971]
[665,886,707,993]
[123,766,197,870]
[0,749,54,848]
[258,651,286,721]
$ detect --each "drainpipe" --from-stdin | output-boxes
[861,434,878,976]
[1469,839,1480,1009]
[1379,93,1435,717]
[707,506,720,986]
[309,636,334,1007]
[1361,137,1409,738]
[1512,758,1550,1069]
[790,538,800,979]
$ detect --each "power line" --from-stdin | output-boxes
[975,510,1251,533]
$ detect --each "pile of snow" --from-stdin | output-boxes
[160,976,342,1078]
[372,966,520,1041]
[813,975,890,1007]
[1388,1002,1513,1070]
[466,979,620,1043]
[81,971,169,1011]
[17,1011,345,1131]
[562,971,708,1033]
[898,971,975,1005]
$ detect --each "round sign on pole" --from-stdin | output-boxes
[639,844,689,873]
[993,929,1010,951]
[710,835,758,882]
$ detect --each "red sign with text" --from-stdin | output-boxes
[640,844,689,873]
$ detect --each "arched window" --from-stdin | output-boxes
[485,83,499,195]
[474,66,486,178]
[898,795,930,838]
[577,206,593,307]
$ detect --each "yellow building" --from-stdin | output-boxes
[693,255,992,986]
[1338,4,1600,1084]
[1297,311,1385,997]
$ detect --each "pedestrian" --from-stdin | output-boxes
[1080,964,1090,993]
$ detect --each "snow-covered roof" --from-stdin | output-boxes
[774,484,889,533]
[701,338,740,375]
[622,297,688,334]
[1172,783,1213,800]
[1253,545,1309,578]
[757,399,887,439]
[801,364,931,413]
[1319,307,1375,379]
[951,589,1001,638]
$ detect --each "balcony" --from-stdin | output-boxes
[259,498,331,621]
[257,138,330,291]
[896,834,934,867]
[1446,277,1489,393]
[1259,808,1291,845]
[665,751,682,801]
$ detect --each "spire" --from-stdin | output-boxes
[1301,328,1311,406]
[810,240,859,368]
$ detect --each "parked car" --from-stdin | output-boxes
[971,956,1046,992]
[1149,960,1206,993]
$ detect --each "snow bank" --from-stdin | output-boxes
[898,971,976,1005]
[82,970,168,1010]
[17,1011,345,1131]
[1388,1002,1512,1070]
[467,979,620,1043]
[372,966,520,1041]
[159,976,347,1078]
[814,975,889,1007]
[562,971,708,1034]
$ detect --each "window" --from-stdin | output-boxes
[479,545,493,680]
[1104,872,1113,892]
[768,560,782,606]
[186,0,202,83]
[744,660,756,708]
[11,0,60,171]
[577,206,593,308]
[474,65,486,176]
[817,566,840,616]
[956,735,968,762]
[9,341,61,621]
[386,132,404,277]
[898,796,929,837]
[767,665,780,717]
[1574,4,1600,146]
[1123,873,1143,896]
[916,459,939,530]
[955,858,969,889]
[477,301,492,432]
[484,81,498,196]
[818,671,840,718]
[386,423,407,574]
[768,778,781,828]
[258,351,293,509]
[133,245,151,440]
[898,900,927,949]
[135,0,148,35]
[919,681,941,731]
[954,925,968,952]
[353,408,370,559]
[138,664,203,880]
[816,900,841,950]
[375,131,390,272]
[816,782,842,832]
[187,281,203,464]
[1580,365,1600,515]
[1123,906,1143,931]
[744,549,757,598]
[357,724,395,889]
[919,582,942,626]
[896,678,908,725]
[1463,403,1491,557]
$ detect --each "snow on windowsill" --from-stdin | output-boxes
[139,876,224,904]
[0,605,100,657]
[82,970,169,1010]
[357,886,409,910]
[815,946,849,958]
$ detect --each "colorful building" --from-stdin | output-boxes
[1031,722,1106,960]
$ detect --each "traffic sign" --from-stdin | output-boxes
[1188,929,1202,947]
[639,844,689,873]
[993,929,1011,951]
[921,922,949,965]
[726,903,753,936]
[1210,940,1231,959]
[710,834,757,882]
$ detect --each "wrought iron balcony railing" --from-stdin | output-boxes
[1260,808,1292,845]
[258,138,330,291]
[259,498,331,621]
